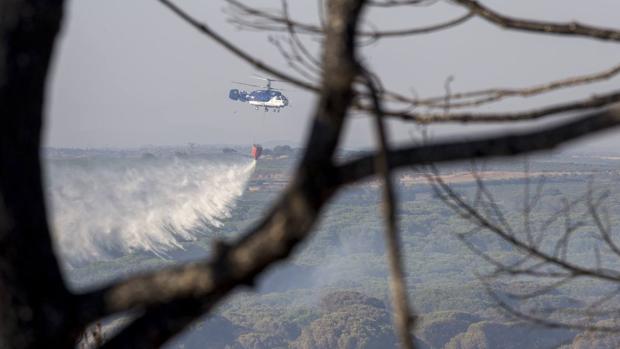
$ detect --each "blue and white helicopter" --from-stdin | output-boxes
[228,76,289,112]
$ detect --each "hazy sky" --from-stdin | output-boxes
[46,0,620,151]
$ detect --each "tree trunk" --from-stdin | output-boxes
[0,0,76,347]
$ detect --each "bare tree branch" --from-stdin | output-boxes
[428,171,620,283]
[424,154,620,332]
[379,90,620,123]
[368,0,438,7]
[159,0,319,93]
[364,70,416,349]
[338,105,620,184]
[88,0,367,346]
[453,0,620,42]
[228,0,472,39]
[364,11,473,39]
[390,62,620,110]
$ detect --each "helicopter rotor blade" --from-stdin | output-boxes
[232,81,263,88]
[251,75,279,82]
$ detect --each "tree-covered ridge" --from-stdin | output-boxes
[63,154,620,348]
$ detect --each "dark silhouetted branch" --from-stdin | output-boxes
[364,70,416,349]
[337,106,620,184]
[381,90,620,123]
[453,0,620,42]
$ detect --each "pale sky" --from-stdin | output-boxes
[45,0,620,151]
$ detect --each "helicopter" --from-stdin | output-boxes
[228,76,290,112]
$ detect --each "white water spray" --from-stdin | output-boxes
[45,155,255,266]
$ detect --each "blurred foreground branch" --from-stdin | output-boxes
[5,0,620,347]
